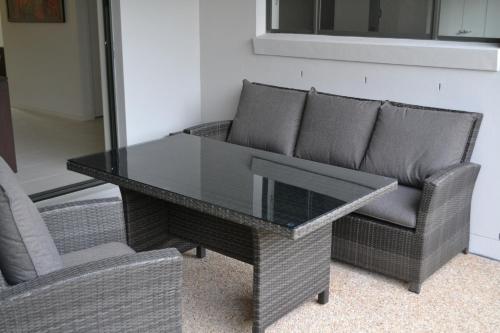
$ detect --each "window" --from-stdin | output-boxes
[267,0,500,42]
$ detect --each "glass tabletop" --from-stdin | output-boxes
[68,134,396,232]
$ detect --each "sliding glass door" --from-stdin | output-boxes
[0,0,118,201]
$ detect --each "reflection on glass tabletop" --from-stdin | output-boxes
[68,134,397,235]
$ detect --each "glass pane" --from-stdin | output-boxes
[485,0,500,38]
[378,0,433,35]
[333,0,371,33]
[69,134,396,230]
[439,0,500,38]
[329,0,433,37]
[269,0,315,33]
[320,0,335,31]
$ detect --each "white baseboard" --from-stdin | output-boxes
[12,105,95,122]
[470,233,500,261]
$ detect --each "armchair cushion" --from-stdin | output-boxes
[62,242,135,268]
[356,185,421,229]
[361,102,476,187]
[295,90,381,169]
[228,80,307,156]
[0,158,62,285]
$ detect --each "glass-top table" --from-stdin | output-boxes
[67,133,396,332]
[68,134,396,239]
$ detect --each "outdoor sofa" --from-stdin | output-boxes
[184,80,483,293]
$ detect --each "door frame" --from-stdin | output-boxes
[31,0,119,202]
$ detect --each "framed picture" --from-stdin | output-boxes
[7,0,65,23]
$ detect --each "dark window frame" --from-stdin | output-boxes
[266,0,500,44]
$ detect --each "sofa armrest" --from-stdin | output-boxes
[416,163,481,234]
[40,198,126,254]
[184,120,233,141]
[0,248,182,333]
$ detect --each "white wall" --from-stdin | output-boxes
[117,0,201,146]
[200,0,500,259]
[0,1,100,121]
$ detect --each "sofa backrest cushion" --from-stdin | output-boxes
[295,90,381,169]
[360,102,477,187]
[0,158,62,285]
[227,80,307,156]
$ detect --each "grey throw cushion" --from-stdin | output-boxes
[356,185,421,229]
[295,90,381,169]
[0,158,62,285]
[361,102,476,187]
[227,80,307,156]
[62,242,135,268]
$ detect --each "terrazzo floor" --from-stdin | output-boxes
[182,250,499,333]
[12,108,105,194]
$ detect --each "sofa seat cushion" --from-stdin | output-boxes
[295,90,381,169]
[361,102,476,187]
[356,185,421,229]
[227,80,307,156]
[62,242,135,268]
[0,158,62,285]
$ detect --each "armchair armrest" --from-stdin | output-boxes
[184,120,233,141]
[40,198,126,254]
[416,163,481,234]
[0,248,182,333]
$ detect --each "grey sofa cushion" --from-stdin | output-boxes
[62,242,135,268]
[361,102,476,187]
[295,90,381,169]
[0,158,62,285]
[356,185,421,229]
[227,80,307,156]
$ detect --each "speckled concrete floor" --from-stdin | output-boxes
[182,250,499,333]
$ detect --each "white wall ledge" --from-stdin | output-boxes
[253,34,500,72]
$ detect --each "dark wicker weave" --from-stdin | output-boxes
[184,120,233,141]
[121,189,331,333]
[183,120,232,141]
[66,155,396,332]
[66,165,390,332]
[0,199,182,333]
[184,108,482,294]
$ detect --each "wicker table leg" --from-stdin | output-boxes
[120,188,197,253]
[252,225,332,332]
[120,188,170,251]
[121,196,332,332]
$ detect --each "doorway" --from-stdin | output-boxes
[0,0,117,200]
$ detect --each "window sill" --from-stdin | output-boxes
[253,34,500,72]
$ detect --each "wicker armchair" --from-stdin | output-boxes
[0,198,182,333]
